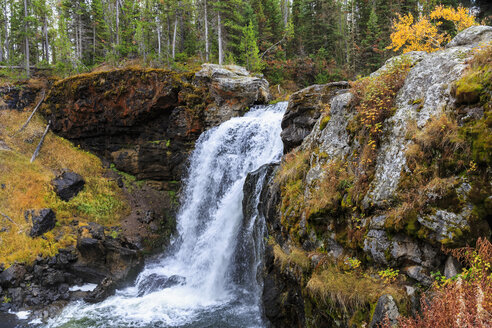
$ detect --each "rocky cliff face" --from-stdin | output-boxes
[256,26,492,327]
[42,64,270,187]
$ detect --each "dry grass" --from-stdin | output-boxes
[306,264,405,315]
[273,243,311,272]
[0,109,129,266]
[276,150,310,237]
[307,160,354,218]
[275,149,310,186]
[387,114,469,234]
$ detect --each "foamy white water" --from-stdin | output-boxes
[41,102,287,328]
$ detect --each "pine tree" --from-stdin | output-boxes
[240,20,262,72]
[91,0,110,64]
[360,6,383,74]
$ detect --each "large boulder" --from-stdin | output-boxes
[72,224,143,284]
[195,64,270,127]
[281,82,349,153]
[364,26,492,207]
[28,209,56,237]
[51,171,85,201]
[446,25,492,48]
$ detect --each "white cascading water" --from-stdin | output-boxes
[40,102,287,328]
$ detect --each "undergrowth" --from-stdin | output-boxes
[348,56,413,202]
[382,238,492,328]
[0,109,129,266]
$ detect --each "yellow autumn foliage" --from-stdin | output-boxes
[388,5,478,53]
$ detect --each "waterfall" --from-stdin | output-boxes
[42,102,287,328]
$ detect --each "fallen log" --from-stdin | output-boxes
[15,89,46,134]
[0,211,18,227]
[30,120,51,163]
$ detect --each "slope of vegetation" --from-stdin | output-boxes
[0,103,129,266]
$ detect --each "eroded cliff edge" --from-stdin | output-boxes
[252,26,492,327]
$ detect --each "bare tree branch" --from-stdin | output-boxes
[30,120,51,163]
[15,89,46,135]
[260,34,287,59]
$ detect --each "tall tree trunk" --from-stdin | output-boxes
[172,15,177,59]
[24,0,29,77]
[157,18,162,58]
[75,21,79,60]
[0,24,3,62]
[166,14,171,66]
[282,0,289,27]
[116,0,120,47]
[218,12,223,65]
[79,14,83,61]
[204,0,209,62]
[44,18,49,62]
[4,2,9,64]
[93,23,96,64]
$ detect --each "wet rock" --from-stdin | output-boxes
[370,294,399,328]
[262,244,306,328]
[7,287,24,305]
[0,312,18,328]
[72,235,143,286]
[51,171,85,201]
[281,82,349,153]
[0,265,26,288]
[29,209,56,237]
[43,66,269,185]
[83,277,116,303]
[137,274,185,296]
[41,269,65,286]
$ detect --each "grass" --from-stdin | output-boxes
[272,241,407,325]
[275,150,310,239]
[0,108,130,266]
[273,243,311,272]
[306,264,406,317]
[307,160,354,218]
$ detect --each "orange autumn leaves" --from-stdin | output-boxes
[387,5,478,53]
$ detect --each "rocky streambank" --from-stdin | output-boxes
[0,64,270,319]
[243,26,492,327]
